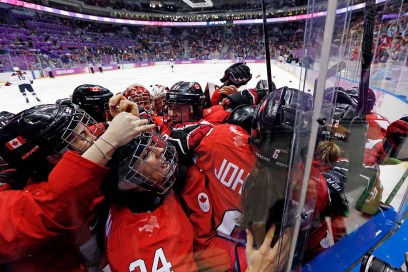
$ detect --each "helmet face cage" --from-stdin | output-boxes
[151,85,169,114]
[119,131,178,195]
[126,85,153,112]
[58,109,104,154]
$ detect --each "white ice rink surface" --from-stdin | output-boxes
[0,62,406,212]
[0,63,303,114]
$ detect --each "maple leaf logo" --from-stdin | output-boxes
[12,140,19,146]
[199,195,207,203]
[198,192,210,212]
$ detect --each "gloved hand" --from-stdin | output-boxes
[386,117,408,148]
[5,82,11,86]
[168,122,213,155]
[220,63,252,87]
[223,89,267,110]
[30,80,33,84]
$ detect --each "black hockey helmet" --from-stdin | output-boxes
[165,81,206,124]
[226,104,257,134]
[0,111,15,129]
[55,97,74,108]
[250,87,313,168]
[0,104,102,174]
[323,87,357,121]
[117,131,178,195]
[345,86,376,113]
[72,84,113,122]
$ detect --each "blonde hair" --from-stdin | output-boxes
[313,140,341,165]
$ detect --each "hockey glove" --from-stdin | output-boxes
[383,117,408,155]
[220,63,252,87]
[168,123,213,155]
[224,89,267,110]
[5,82,11,86]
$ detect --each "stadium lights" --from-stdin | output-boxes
[182,0,213,8]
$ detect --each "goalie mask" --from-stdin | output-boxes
[72,84,113,122]
[118,131,178,195]
[165,81,206,124]
[0,104,103,173]
[250,87,313,169]
[124,84,153,112]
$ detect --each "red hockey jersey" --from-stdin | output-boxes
[105,191,197,272]
[0,151,109,271]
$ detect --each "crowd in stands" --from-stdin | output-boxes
[21,0,369,23]
[0,2,406,72]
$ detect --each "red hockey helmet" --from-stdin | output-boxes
[124,84,153,112]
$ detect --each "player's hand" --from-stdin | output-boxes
[246,224,291,272]
[5,82,11,86]
[220,63,252,87]
[102,112,156,147]
[219,85,238,96]
[109,93,139,117]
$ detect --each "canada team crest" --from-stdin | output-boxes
[198,192,210,213]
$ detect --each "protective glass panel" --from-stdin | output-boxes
[0,0,407,271]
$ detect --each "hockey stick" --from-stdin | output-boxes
[347,0,376,183]
[357,0,375,116]
[385,168,408,205]
[261,0,274,93]
[312,61,346,97]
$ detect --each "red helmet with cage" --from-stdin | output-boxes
[124,84,153,112]
[150,84,169,115]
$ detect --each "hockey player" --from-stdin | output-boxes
[0,104,153,271]
[170,58,174,72]
[5,67,41,103]
[165,81,206,125]
[104,130,197,271]
[170,87,333,270]
[240,88,337,268]
[72,84,114,122]
[344,87,390,165]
